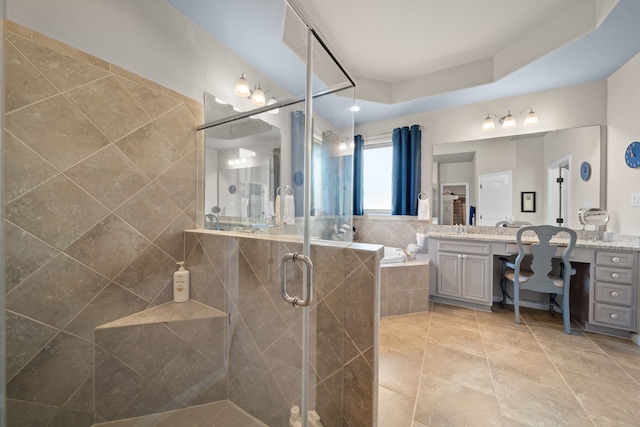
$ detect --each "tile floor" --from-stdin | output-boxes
[378,303,640,427]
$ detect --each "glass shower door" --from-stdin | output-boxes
[197,1,356,425]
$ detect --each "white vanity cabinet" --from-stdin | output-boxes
[433,240,492,307]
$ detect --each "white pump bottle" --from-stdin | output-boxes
[173,261,190,302]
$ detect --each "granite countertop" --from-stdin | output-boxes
[427,231,640,252]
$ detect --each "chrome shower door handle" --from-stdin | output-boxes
[281,252,314,307]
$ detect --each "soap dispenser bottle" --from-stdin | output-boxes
[173,261,190,302]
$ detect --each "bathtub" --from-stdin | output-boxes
[379,246,430,317]
[381,246,408,264]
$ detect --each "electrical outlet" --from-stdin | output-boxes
[631,193,640,207]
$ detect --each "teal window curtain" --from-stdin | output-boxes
[391,125,421,215]
[353,134,364,215]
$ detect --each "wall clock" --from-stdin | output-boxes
[625,141,640,168]
[580,161,591,181]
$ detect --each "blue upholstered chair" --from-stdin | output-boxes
[501,225,577,334]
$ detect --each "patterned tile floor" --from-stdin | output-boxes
[378,303,640,426]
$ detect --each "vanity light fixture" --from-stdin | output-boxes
[482,108,538,131]
[339,140,347,150]
[234,74,279,113]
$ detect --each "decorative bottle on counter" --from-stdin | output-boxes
[173,261,190,302]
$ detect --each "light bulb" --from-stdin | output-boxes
[267,96,279,114]
[523,110,538,126]
[251,84,265,106]
[501,113,516,128]
[235,73,251,98]
[482,115,495,131]
[214,97,228,105]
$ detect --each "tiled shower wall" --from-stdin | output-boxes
[187,232,380,427]
[4,21,200,426]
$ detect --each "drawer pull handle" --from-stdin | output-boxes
[610,313,619,320]
[611,273,620,279]
[611,257,620,263]
[610,291,620,297]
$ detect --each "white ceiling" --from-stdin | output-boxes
[167,0,640,125]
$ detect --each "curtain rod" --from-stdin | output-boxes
[360,125,425,145]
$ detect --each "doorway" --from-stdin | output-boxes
[440,182,469,225]
[477,171,512,226]
[547,156,571,227]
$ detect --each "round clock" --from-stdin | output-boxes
[626,141,640,168]
[580,161,591,181]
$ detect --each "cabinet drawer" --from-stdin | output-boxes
[595,266,635,286]
[596,251,636,269]
[437,241,490,255]
[592,303,634,329]
[594,282,634,306]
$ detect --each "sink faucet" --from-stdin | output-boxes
[205,213,220,230]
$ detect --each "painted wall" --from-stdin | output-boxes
[354,80,627,231]
[607,52,640,235]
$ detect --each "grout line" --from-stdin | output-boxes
[409,305,432,425]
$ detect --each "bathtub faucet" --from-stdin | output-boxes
[400,248,415,262]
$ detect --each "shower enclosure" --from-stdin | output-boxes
[195,1,359,425]
[2,1,377,426]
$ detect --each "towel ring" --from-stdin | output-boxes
[418,191,429,200]
[277,185,294,196]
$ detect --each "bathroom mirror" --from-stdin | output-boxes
[432,125,606,229]
[203,93,282,230]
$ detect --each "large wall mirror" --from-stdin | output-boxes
[203,93,282,230]
[432,125,606,229]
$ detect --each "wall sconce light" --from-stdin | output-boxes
[266,91,279,114]
[482,108,538,131]
[250,84,265,106]
[234,73,251,98]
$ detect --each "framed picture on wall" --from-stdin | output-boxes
[521,191,536,213]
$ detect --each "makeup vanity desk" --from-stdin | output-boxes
[427,228,640,338]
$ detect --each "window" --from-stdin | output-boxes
[363,144,393,212]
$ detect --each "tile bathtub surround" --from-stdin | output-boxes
[380,261,429,317]
[353,216,428,249]
[4,21,201,426]
[187,231,381,427]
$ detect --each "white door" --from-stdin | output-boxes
[478,171,512,226]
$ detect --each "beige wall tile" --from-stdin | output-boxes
[115,183,182,241]
[3,131,57,203]
[66,145,150,210]
[10,33,109,92]
[118,76,182,120]
[66,75,150,141]
[5,94,110,170]
[64,214,149,279]
[5,40,59,112]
